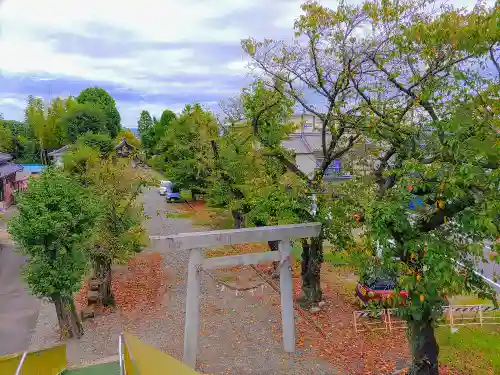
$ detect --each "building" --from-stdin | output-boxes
[47,145,70,167]
[115,138,135,158]
[0,153,24,211]
[283,113,375,180]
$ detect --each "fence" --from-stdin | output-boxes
[353,305,500,333]
[0,344,66,375]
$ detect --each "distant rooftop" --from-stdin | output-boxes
[0,152,13,163]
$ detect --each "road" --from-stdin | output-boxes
[476,241,500,294]
[0,243,41,356]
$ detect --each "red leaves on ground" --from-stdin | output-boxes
[74,279,89,311]
[75,252,169,317]
[293,265,411,375]
[112,252,169,314]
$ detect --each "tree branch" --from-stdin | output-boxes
[489,44,500,81]
[418,195,476,233]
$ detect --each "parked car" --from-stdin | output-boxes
[163,181,182,202]
[159,181,169,196]
[355,278,408,307]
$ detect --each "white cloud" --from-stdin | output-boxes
[0,0,260,43]
[0,0,496,125]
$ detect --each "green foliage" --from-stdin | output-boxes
[77,87,121,137]
[137,110,154,149]
[23,96,77,162]
[62,144,101,186]
[61,103,108,142]
[0,120,13,152]
[76,132,114,157]
[84,158,150,264]
[159,109,176,128]
[137,110,153,136]
[205,124,258,211]
[140,109,177,156]
[238,0,499,370]
[155,104,218,191]
[8,168,97,298]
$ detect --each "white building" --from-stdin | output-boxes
[47,145,70,168]
[283,113,374,179]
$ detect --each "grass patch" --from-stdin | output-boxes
[437,325,500,374]
[448,295,495,306]
[66,361,119,375]
[165,211,192,219]
[324,251,349,266]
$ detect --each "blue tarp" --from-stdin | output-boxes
[21,164,47,174]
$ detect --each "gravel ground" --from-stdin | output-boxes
[29,188,342,374]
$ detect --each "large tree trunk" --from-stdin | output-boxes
[298,237,323,307]
[231,210,244,229]
[408,319,439,375]
[268,240,279,278]
[52,293,83,339]
[94,257,114,306]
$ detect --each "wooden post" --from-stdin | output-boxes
[278,240,295,353]
[183,248,203,369]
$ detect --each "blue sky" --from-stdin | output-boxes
[0,0,488,127]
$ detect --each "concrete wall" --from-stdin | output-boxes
[295,154,317,176]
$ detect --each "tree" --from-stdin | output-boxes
[205,120,265,228]
[24,96,77,163]
[242,0,367,301]
[137,110,154,150]
[0,120,13,152]
[76,132,114,157]
[60,103,108,142]
[159,109,176,128]
[155,104,218,193]
[84,158,149,305]
[140,109,177,157]
[290,0,499,373]
[8,168,98,338]
[137,110,153,136]
[2,120,39,163]
[77,87,121,138]
[62,144,101,187]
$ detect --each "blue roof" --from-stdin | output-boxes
[21,164,47,174]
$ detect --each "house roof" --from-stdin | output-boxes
[282,138,311,154]
[0,163,23,179]
[282,134,331,154]
[48,145,70,157]
[115,138,135,150]
[0,152,13,163]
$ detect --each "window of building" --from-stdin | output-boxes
[316,159,341,173]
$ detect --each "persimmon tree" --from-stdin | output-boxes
[8,168,98,338]
[314,0,500,373]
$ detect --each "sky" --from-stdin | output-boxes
[0,0,492,128]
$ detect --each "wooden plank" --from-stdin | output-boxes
[183,248,203,369]
[201,251,280,269]
[278,240,295,353]
[150,222,321,251]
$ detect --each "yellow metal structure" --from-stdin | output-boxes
[0,344,66,375]
[123,333,200,375]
